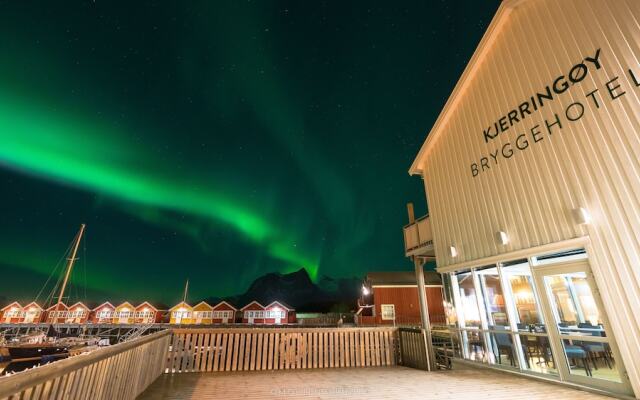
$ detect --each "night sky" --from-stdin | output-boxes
[0,1,499,305]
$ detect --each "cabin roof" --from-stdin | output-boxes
[68,301,90,310]
[265,301,294,311]
[169,301,193,311]
[192,301,213,310]
[241,301,265,310]
[136,301,158,311]
[366,271,442,286]
[22,301,43,310]
[212,301,237,311]
[93,301,115,311]
[1,301,22,311]
[114,301,135,310]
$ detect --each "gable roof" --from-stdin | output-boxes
[114,301,135,310]
[22,302,43,310]
[265,301,294,311]
[1,301,22,311]
[136,301,158,311]
[240,300,265,311]
[68,302,90,310]
[192,301,213,310]
[169,301,193,311]
[93,301,115,311]
[212,301,237,311]
[410,0,518,175]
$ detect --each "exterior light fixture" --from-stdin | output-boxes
[450,246,458,257]
[362,285,370,296]
[497,231,509,245]
[573,207,592,224]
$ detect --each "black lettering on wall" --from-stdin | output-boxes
[545,114,563,135]
[565,102,585,122]
[606,76,626,100]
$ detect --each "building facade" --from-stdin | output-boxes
[210,301,235,324]
[358,272,445,326]
[169,302,193,325]
[113,302,135,324]
[241,301,266,324]
[407,0,640,396]
[91,302,115,324]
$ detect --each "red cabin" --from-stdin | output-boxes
[67,302,91,324]
[211,301,237,324]
[357,271,445,326]
[91,302,115,324]
[134,302,162,324]
[21,302,44,324]
[264,301,296,324]
[1,302,23,324]
[241,301,266,324]
[45,303,69,324]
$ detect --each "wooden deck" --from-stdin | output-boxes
[138,365,613,399]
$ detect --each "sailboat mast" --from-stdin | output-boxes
[56,224,86,307]
[183,279,189,303]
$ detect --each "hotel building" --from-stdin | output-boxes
[405,0,640,397]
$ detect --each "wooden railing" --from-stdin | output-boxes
[166,327,397,373]
[0,330,170,400]
[398,327,431,370]
[403,215,434,256]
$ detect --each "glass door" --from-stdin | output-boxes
[532,260,631,395]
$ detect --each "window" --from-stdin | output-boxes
[381,304,395,320]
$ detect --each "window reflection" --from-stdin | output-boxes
[454,271,481,328]
[502,261,543,328]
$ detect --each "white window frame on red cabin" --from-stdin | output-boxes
[381,304,396,320]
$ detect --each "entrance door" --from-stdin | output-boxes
[532,260,631,395]
[119,312,129,324]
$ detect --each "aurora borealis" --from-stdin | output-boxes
[0,1,499,304]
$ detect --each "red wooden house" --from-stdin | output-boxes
[45,303,69,324]
[21,302,44,323]
[1,302,23,323]
[134,302,162,324]
[211,301,236,324]
[91,302,115,324]
[357,271,445,326]
[264,301,296,324]
[67,302,91,324]
[241,301,266,324]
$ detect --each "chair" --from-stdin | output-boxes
[490,326,516,367]
[564,345,591,376]
[578,323,612,369]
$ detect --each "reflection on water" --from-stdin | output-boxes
[1,359,57,376]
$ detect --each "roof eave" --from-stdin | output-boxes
[409,1,520,176]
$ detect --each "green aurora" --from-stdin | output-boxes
[0,1,498,304]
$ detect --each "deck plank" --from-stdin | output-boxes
[138,365,613,400]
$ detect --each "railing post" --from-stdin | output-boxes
[414,257,435,371]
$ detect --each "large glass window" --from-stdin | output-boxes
[453,271,481,328]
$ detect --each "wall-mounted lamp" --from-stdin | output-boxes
[449,246,458,257]
[497,231,509,245]
[573,207,592,225]
[362,285,370,296]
